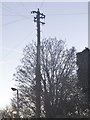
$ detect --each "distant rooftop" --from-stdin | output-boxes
[77,47,90,55]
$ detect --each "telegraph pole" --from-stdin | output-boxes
[31,9,45,118]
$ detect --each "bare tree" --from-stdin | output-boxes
[0,106,14,119]
[12,37,88,118]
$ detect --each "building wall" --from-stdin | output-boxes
[76,47,90,102]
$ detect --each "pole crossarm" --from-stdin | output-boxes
[31,8,45,25]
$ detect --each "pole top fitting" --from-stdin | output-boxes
[38,8,39,11]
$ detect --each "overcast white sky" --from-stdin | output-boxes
[0,0,89,109]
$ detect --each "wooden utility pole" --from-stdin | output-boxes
[31,9,45,118]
